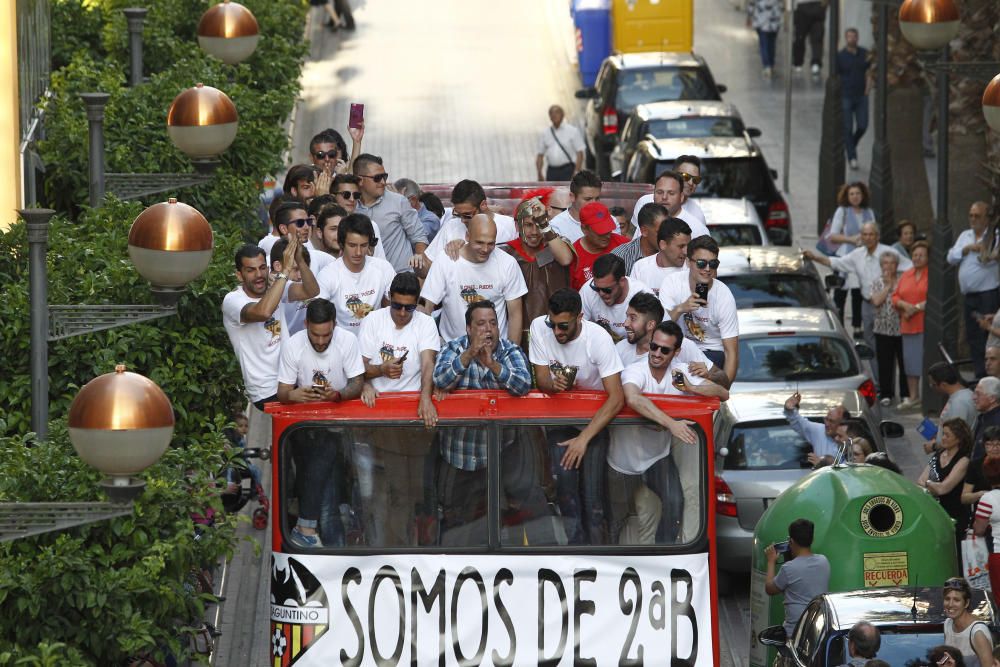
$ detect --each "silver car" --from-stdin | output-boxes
[699,197,769,247]
[717,246,831,310]
[713,390,901,580]
[732,307,875,401]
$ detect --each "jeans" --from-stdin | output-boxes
[964,288,1000,378]
[291,429,343,544]
[861,300,878,386]
[756,30,778,69]
[842,95,869,161]
[875,333,909,400]
[792,1,825,67]
[704,348,726,370]
[608,454,683,544]
[547,426,609,545]
[546,163,574,181]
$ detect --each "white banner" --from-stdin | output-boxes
[269,552,714,667]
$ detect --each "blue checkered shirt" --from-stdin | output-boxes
[433,335,532,470]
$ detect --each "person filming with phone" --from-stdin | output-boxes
[764,518,831,636]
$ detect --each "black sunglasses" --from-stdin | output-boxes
[648,342,675,354]
[361,173,390,183]
[549,205,567,212]
[544,318,572,332]
[679,172,702,185]
[312,150,340,161]
[290,218,312,228]
[390,301,418,312]
[337,191,362,200]
[692,258,721,270]
[943,577,970,591]
[589,281,614,295]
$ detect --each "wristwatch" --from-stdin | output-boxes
[274,272,288,281]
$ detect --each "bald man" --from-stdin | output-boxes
[949,201,999,378]
[536,105,585,182]
[805,223,911,376]
[547,188,572,222]
[421,214,529,344]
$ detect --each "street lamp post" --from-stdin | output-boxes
[123,8,148,87]
[817,0,845,234]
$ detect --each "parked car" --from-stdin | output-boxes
[622,133,791,244]
[717,246,830,310]
[700,198,769,247]
[760,587,997,667]
[733,307,876,401]
[609,100,756,178]
[575,52,726,180]
[714,390,901,576]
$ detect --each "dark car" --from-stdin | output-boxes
[759,587,997,667]
[575,52,725,180]
[623,133,791,245]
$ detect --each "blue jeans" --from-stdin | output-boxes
[757,30,778,68]
[547,426,609,545]
[291,429,344,545]
[842,95,869,161]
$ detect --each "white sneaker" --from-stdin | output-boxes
[897,397,921,411]
[879,397,892,407]
[849,159,859,170]
[811,63,821,76]
[763,67,773,79]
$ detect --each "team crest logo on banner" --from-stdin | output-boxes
[271,555,329,666]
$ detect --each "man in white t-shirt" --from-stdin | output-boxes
[529,288,625,544]
[674,155,708,228]
[422,180,517,271]
[616,292,664,366]
[277,297,365,548]
[536,105,585,181]
[222,238,320,412]
[269,237,314,336]
[581,253,649,342]
[316,213,395,337]
[549,170,617,243]
[629,217,692,296]
[421,215,528,344]
[609,320,729,544]
[659,235,740,383]
[630,170,709,240]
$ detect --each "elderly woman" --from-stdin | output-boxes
[892,220,916,260]
[940,577,992,667]
[893,240,929,409]
[870,251,908,407]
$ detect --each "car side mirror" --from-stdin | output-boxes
[855,343,875,360]
[880,421,905,439]
[717,84,728,94]
[575,87,598,99]
[824,274,845,290]
[758,625,792,657]
[747,127,762,138]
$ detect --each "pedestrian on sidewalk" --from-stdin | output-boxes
[536,105,585,182]
[892,240,929,408]
[747,0,783,79]
[827,182,876,333]
[870,252,907,406]
[836,28,871,170]
[792,0,827,76]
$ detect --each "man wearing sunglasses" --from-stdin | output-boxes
[309,126,363,195]
[422,180,517,273]
[628,216,692,297]
[659,235,740,383]
[609,320,727,544]
[674,155,708,228]
[529,288,624,544]
[421,215,528,345]
[581,254,650,342]
[271,201,334,277]
[353,153,429,273]
[628,169,709,242]
[315,214,395,337]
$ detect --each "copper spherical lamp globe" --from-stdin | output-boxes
[984,74,1000,134]
[166,83,238,161]
[898,0,961,51]
[197,0,260,65]
[67,365,175,503]
[128,198,214,305]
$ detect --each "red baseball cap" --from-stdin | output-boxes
[579,202,615,235]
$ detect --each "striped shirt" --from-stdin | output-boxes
[611,238,646,275]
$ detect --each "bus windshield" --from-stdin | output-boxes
[277,417,708,550]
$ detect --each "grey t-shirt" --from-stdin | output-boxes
[774,553,831,633]
[942,388,977,430]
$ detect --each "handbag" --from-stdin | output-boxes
[815,217,841,257]
[961,530,991,590]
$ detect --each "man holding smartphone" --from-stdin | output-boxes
[277,298,364,547]
[764,518,830,635]
[353,153,429,273]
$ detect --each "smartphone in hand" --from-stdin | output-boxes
[694,282,709,301]
[349,103,364,129]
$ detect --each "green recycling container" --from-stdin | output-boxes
[747,464,958,667]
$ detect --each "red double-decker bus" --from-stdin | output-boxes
[266,390,720,666]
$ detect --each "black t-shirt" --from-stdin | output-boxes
[967,458,988,494]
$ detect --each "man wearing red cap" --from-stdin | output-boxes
[569,201,629,290]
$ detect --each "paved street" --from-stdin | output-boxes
[213,2,933,665]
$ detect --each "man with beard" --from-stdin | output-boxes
[277,298,365,547]
[609,320,728,543]
[569,202,629,290]
[629,169,709,241]
[530,288,624,544]
[581,254,649,341]
[502,189,574,350]
[629,217,692,296]
[310,203,348,259]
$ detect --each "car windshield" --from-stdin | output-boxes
[722,274,827,308]
[616,67,719,109]
[725,420,874,470]
[647,116,742,139]
[656,157,769,198]
[709,224,762,247]
[737,334,858,381]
